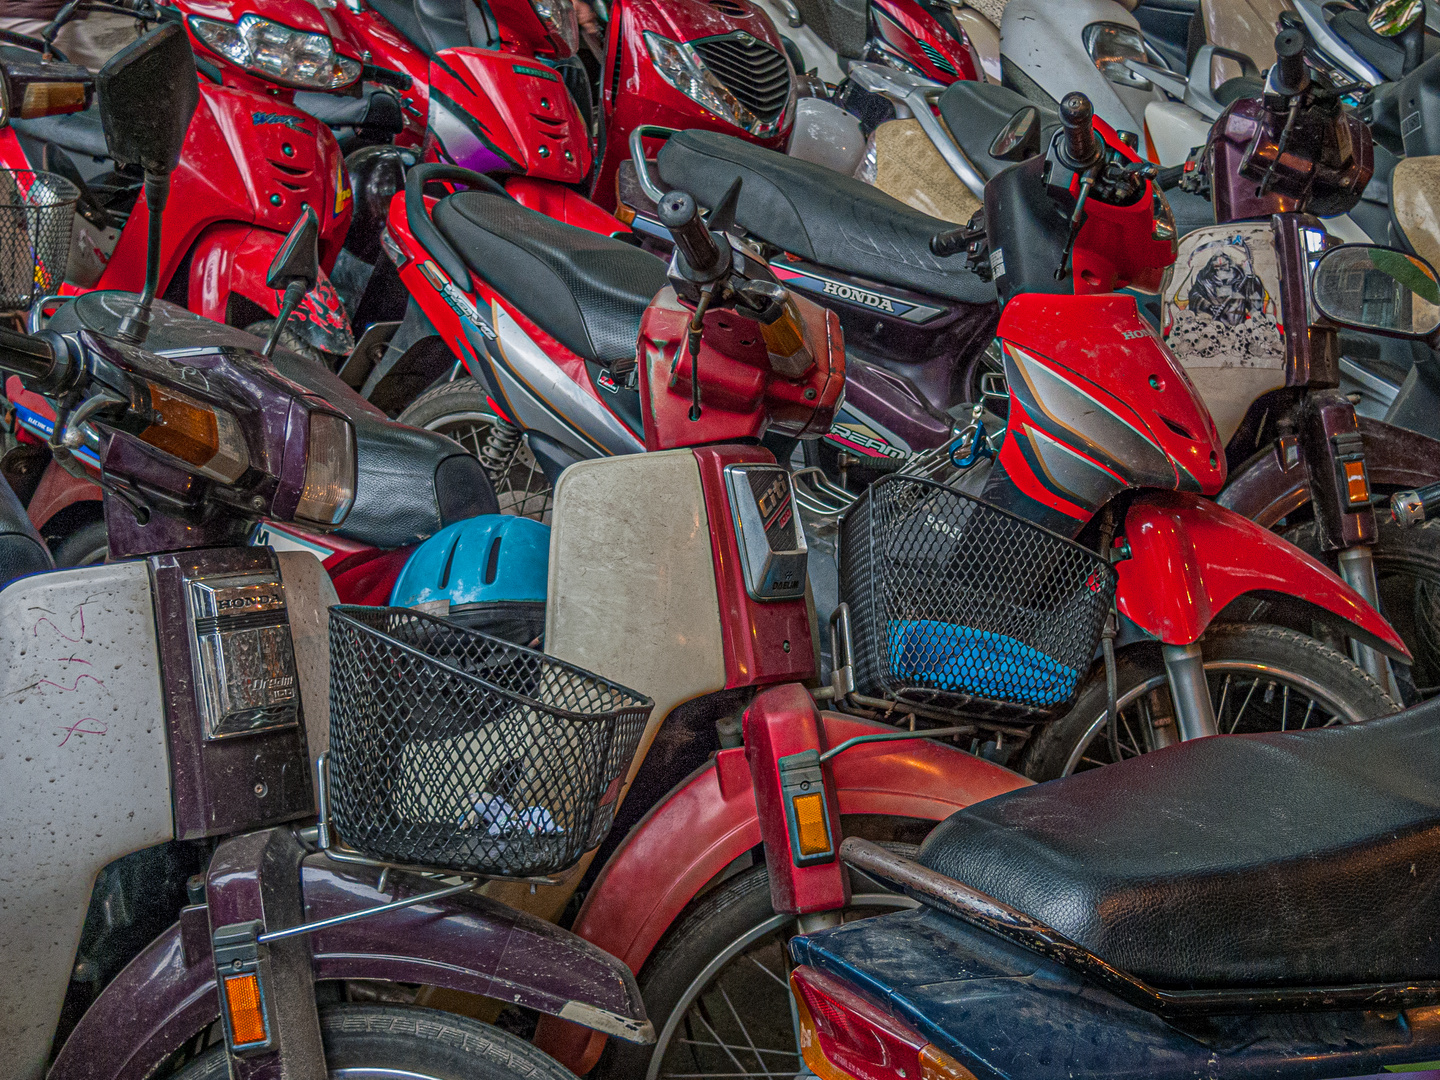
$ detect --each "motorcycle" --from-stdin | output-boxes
[791,692,1440,1078]
[0,0,360,360]
[0,26,654,1079]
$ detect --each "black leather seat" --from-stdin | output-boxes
[0,478,52,590]
[366,0,496,57]
[1332,8,1440,82]
[433,191,669,366]
[655,129,996,305]
[919,702,1440,990]
[936,81,1061,185]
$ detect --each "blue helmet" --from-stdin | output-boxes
[391,515,550,642]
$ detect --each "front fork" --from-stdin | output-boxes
[1338,545,1402,699]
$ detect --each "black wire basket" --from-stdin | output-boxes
[839,475,1116,723]
[0,170,76,311]
[327,606,653,877]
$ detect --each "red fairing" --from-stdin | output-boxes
[506,176,629,235]
[746,684,848,914]
[869,0,980,84]
[541,712,1026,1072]
[425,48,592,181]
[693,446,816,687]
[997,293,1224,517]
[1117,490,1410,657]
[638,289,844,451]
[1069,116,1176,294]
[595,0,793,208]
[329,545,414,604]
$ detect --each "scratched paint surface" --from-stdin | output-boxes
[0,562,172,1080]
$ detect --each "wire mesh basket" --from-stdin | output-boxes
[0,170,77,312]
[327,605,653,878]
[839,475,1116,723]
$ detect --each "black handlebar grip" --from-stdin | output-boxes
[1272,28,1309,95]
[1058,92,1101,169]
[0,326,56,382]
[930,227,971,257]
[657,190,724,280]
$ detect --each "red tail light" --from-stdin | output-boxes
[789,965,978,1080]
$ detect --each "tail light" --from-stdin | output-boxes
[790,965,978,1080]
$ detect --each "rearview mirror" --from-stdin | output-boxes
[96,23,198,175]
[266,205,320,294]
[0,54,92,124]
[1311,243,1440,338]
[989,106,1042,162]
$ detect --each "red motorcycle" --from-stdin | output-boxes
[0,0,359,357]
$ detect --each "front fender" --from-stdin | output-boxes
[189,224,356,355]
[1118,490,1410,659]
[49,859,651,1080]
[537,713,1027,1072]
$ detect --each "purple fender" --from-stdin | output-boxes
[49,856,652,1080]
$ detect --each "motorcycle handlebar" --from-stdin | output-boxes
[1271,28,1309,95]
[657,190,725,282]
[1059,92,1101,170]
[0,326,58,383]
[1392,483,1440,527]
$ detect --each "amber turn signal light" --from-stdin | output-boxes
[222,971,269,1048]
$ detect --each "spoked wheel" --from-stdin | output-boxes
[399,379,554,523]
[171,1003,577,1078]
[599,848,918,1080]
[1021,623,1400,781]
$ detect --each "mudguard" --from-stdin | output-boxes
[48,856,651,1080]
[1118,490,1410,659]
[536,711,1026,1072]
[189,224,356,355]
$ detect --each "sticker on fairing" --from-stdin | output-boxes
[417,260,496,339]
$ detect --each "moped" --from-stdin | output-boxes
[0,25,653,1080]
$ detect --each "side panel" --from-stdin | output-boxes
[1117,490,1410,657]
[0,562,172,1080]
[541,714,1026,1071]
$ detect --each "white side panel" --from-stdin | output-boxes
[1144,100,1214,167]
[545,450,727,790]
[276,550,340,767]
[0,562,171,1080]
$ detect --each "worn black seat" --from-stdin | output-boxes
[0,478,52,591]
[918,702,1440,990]
[366,0,495,58]
[655,129,995,305]
[936,81,1061,185]
[433,191,669,366]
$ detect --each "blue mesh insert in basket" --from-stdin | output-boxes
[886,619,1080,705]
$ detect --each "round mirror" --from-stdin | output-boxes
[1369,0,1425,36]
[989,106,1041,162]
[1311,244,1440,338]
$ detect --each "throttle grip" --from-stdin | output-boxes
[0,326,57,383]
[657,190,726,282]
[1392,483,1440,527]
[1271,28,1309,95]
[1058,92,1102,170]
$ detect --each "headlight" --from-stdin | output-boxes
[645,31,761,132]
[530,0,580,56]
[1083,23,1152,90]
[190,14,362,91]
[295,411,356,528]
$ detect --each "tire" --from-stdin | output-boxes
[600,846,918,1080]
[399,378,554,522]
[51,518,108,567]
[243,319,326,365]
[1020,623,1399,782]
[170,1003,576,1079]
[1285,517,1440,701]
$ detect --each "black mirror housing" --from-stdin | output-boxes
[96,23,198,175]
[266,205,321,294]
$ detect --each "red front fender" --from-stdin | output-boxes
[536,712,1027,1072]
[1118,490,1410,659]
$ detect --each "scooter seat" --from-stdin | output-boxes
[655,129,996,306]
[433,191,670,366]
[917,702,1440,990]
[0,476,52,590]
[366,0,496,58]
[935,81,1061,185]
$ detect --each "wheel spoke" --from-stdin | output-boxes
[1230,677,1260,733]
[744,952,790,990]
[1215,673,1233,728]
[718,985,778,1077]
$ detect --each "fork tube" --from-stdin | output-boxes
[1162,643,1218,740]
[1337,545,1403,700]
